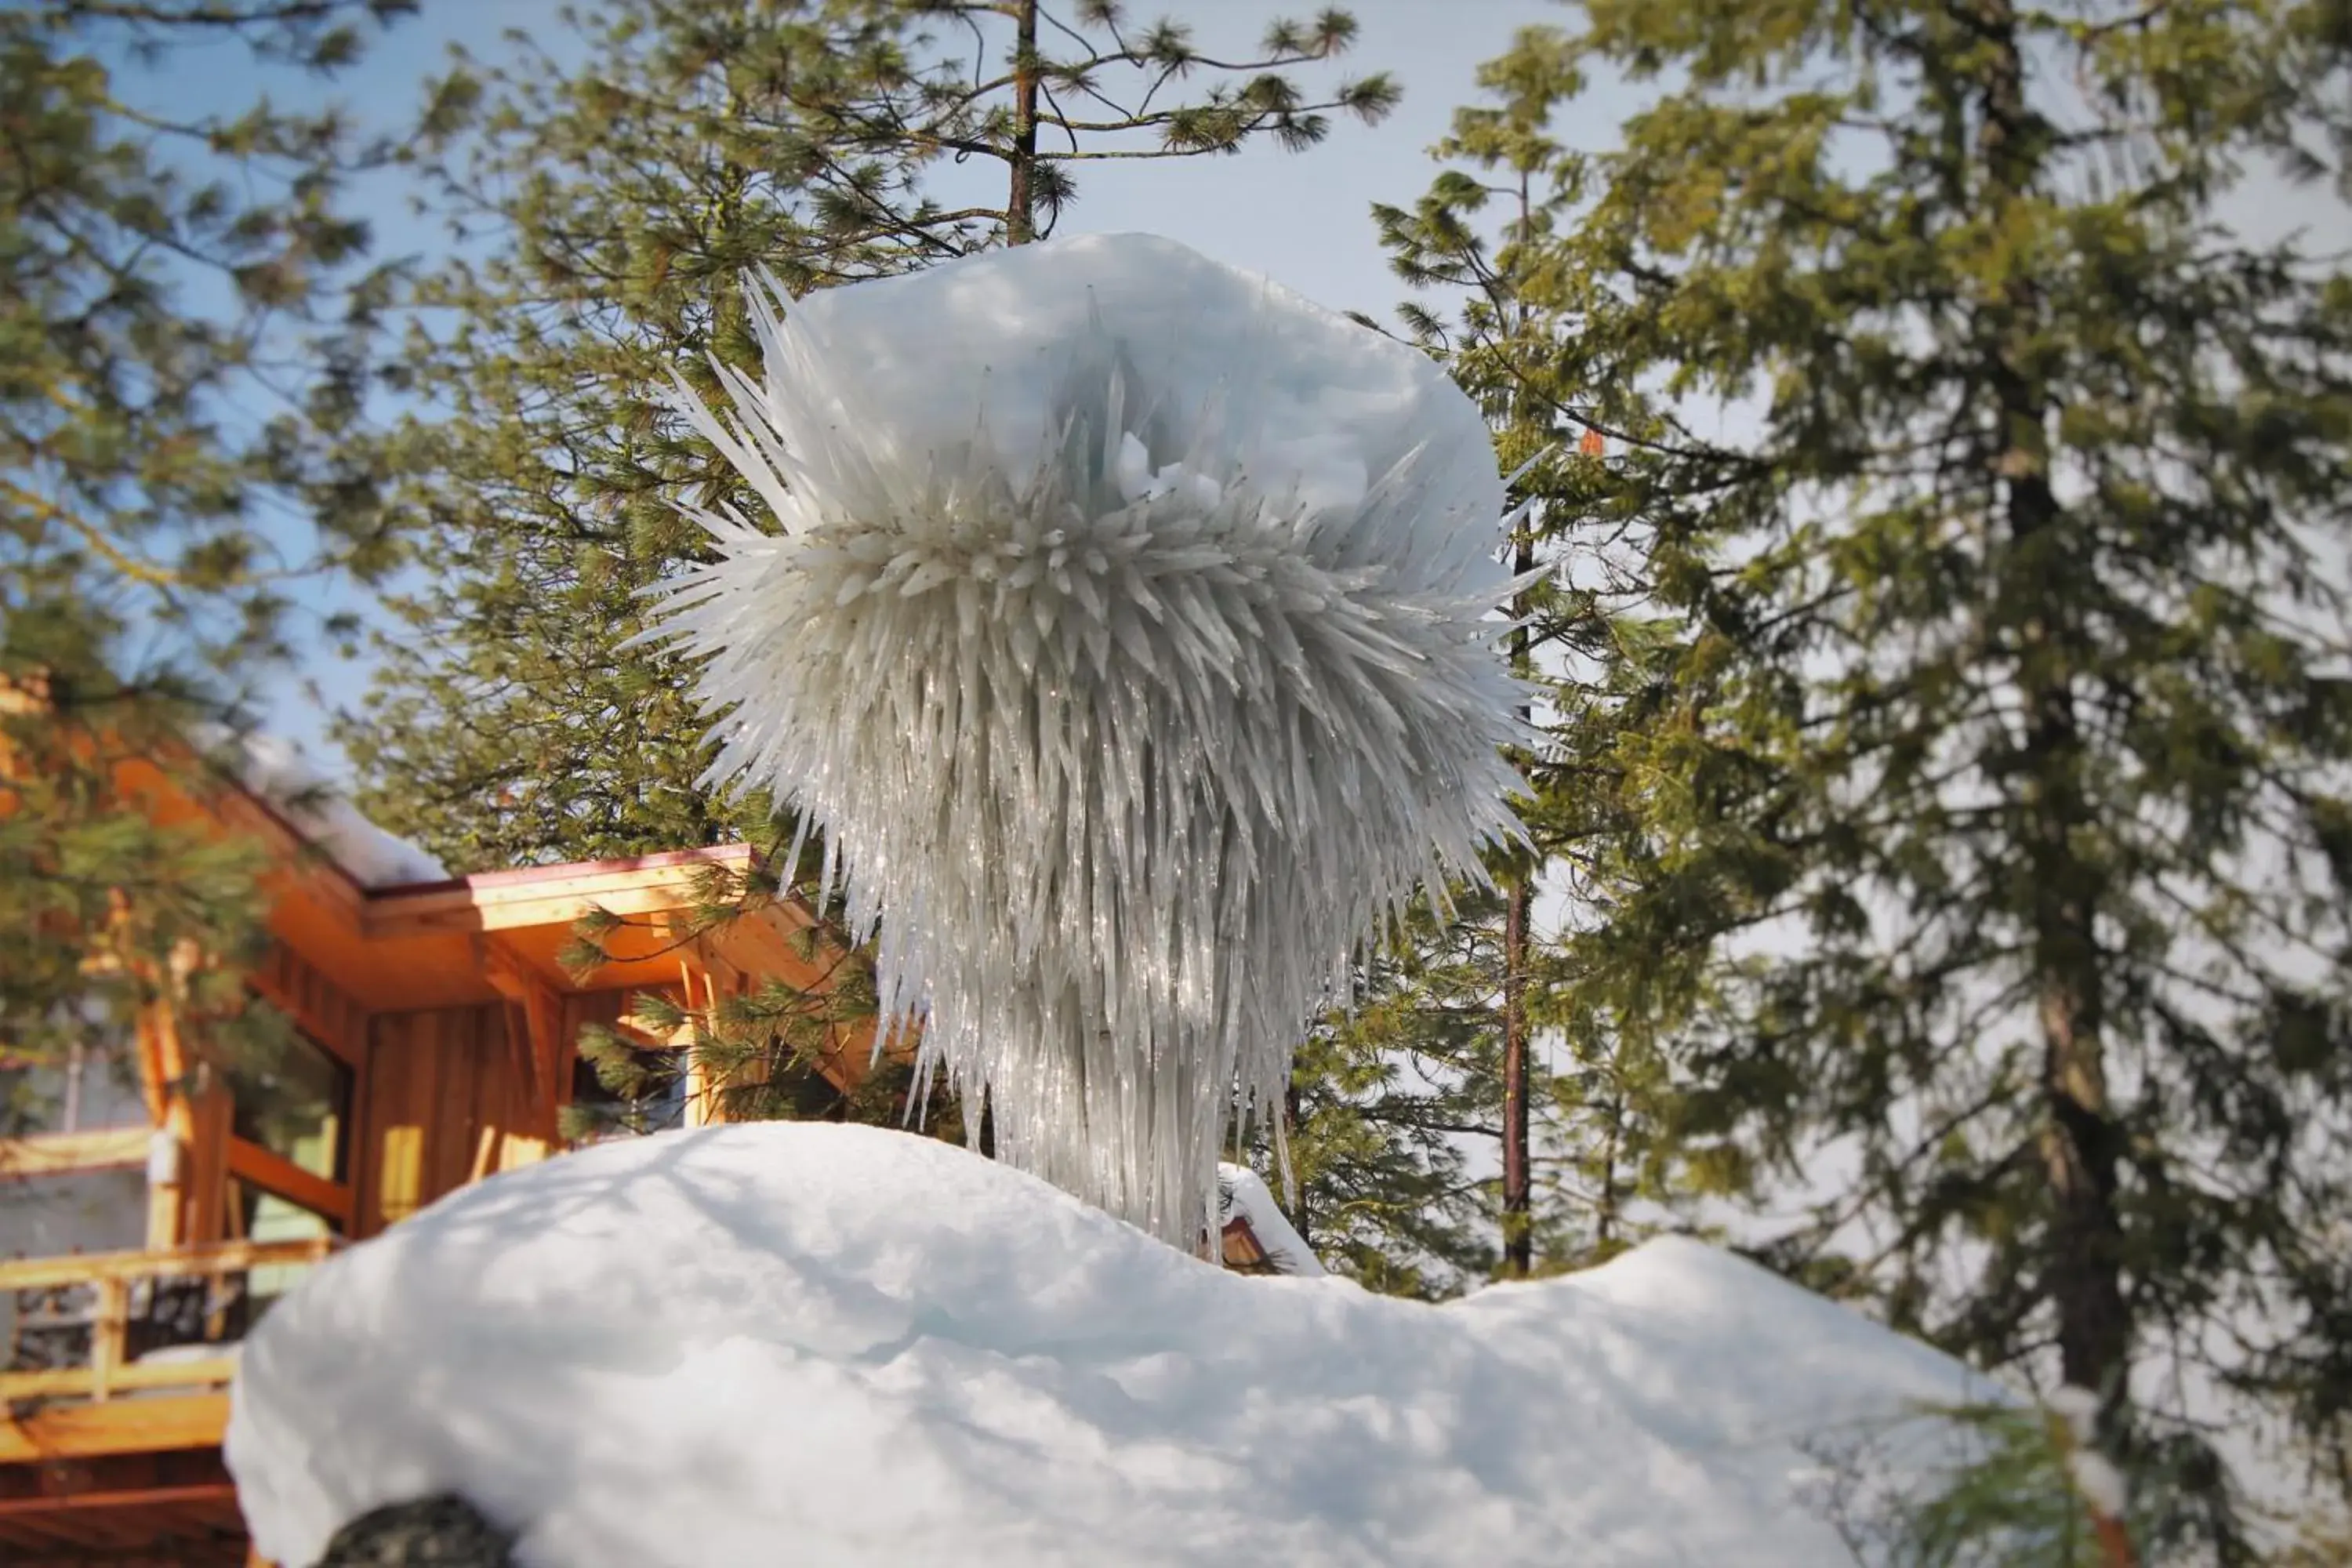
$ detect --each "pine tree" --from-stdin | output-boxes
[2,1,412,1128]
[343,0,1397,1133]
[1466,1,2352,1548]
[1284,28,1705,1283]
[1276,894,1510,1295]
[342,0,1397,871]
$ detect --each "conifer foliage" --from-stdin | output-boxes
[1460,0,2352,1548]
[344,0,1396,872]
[2,0,412,1124]
[1279,29,1706,1287]
[349,1,1396,1138]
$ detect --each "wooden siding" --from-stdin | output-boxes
[360,1004,557,1235]
[247,941,368,1069]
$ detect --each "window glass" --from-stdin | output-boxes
[567,1047,687,1143]
[227,1025,350,1181]
[229,1178,336,1319]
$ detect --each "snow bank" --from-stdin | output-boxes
[213,731,448,887]
[229,1123,1994,1567]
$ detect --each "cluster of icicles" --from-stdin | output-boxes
[646,237,1531,1250]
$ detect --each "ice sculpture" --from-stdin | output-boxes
[647,234,1530,1249]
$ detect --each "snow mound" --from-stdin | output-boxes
[645,233,1530,1248]
[207,729,448,887]
[229,1123,1994,1568]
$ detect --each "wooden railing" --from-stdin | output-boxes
[0,1236,338,1406]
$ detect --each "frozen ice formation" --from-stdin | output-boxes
[645,234,1530,1248]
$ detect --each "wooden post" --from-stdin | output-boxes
[186,1078,232,1247]
[89,1276,125,1402]
[681,960,717,1127]
[138,1004,191,1251]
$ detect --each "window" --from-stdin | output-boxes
[226,1025,351,1183]
[567,1047,687,1143]
[227,1177,336,1324]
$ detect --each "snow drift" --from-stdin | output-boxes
[642,234,1530,1248]
[228,1123,1994,1568]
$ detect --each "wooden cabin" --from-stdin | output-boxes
[0,698,1299,1566]
[0,727,886,1566]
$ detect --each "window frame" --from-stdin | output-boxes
[221,1012,356,1230]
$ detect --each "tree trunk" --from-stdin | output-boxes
[2024,673,2129,1403]
[1005,0,1040,245]
[1283,1076,1308,1249]
[1595,1094,1623,1256]
[1501,879,1531,1276]
[1972,0,2131,1417]
[1501,516,1537,1278]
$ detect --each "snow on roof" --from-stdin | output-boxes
[211,731,448,888]
[1218,1162,1324,1277]
[228,1123,2000,1567]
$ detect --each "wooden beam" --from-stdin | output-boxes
[365,859,743,940]
[477,937,561,1108]
[364,847,832,936]
[183,1087,230,1248]
[132,1004,172,1132]
[0,1236,335,1292]
[615,997,695,1050]
[87,1278,126,1400]
[0,1128,150,1178]
[691,933,745,996]
[0,1395,227,1464]
[0,1445,232,1500]
[0,1479,239,1519]
[223,1139,353,1229]
[746,903,840,995]
[466,1124,503,1186]
[0,1356,238,1405]
[140,1004,191,1251]
[245,944,366,1069]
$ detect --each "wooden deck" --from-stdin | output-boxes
[1,1238,334,1414]
[0,681,895,1564]
[0,1447,246,1565]
[0,1237,338,1563]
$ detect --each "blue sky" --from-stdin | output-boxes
[365,0,1605,313]
[158,0,1588,773]
[129,0,2347,775]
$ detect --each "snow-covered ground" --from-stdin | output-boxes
[229,1123,1999,1566]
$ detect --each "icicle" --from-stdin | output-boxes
[642,235,1534,1250]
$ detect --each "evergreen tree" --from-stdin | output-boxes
[341,0,1396,871]
[1461,1,2352,1548]
[2,0,412,1128]
[1278,893,1511,1296]
[344,0,1396,1133]
[1279,29,1705,1283]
